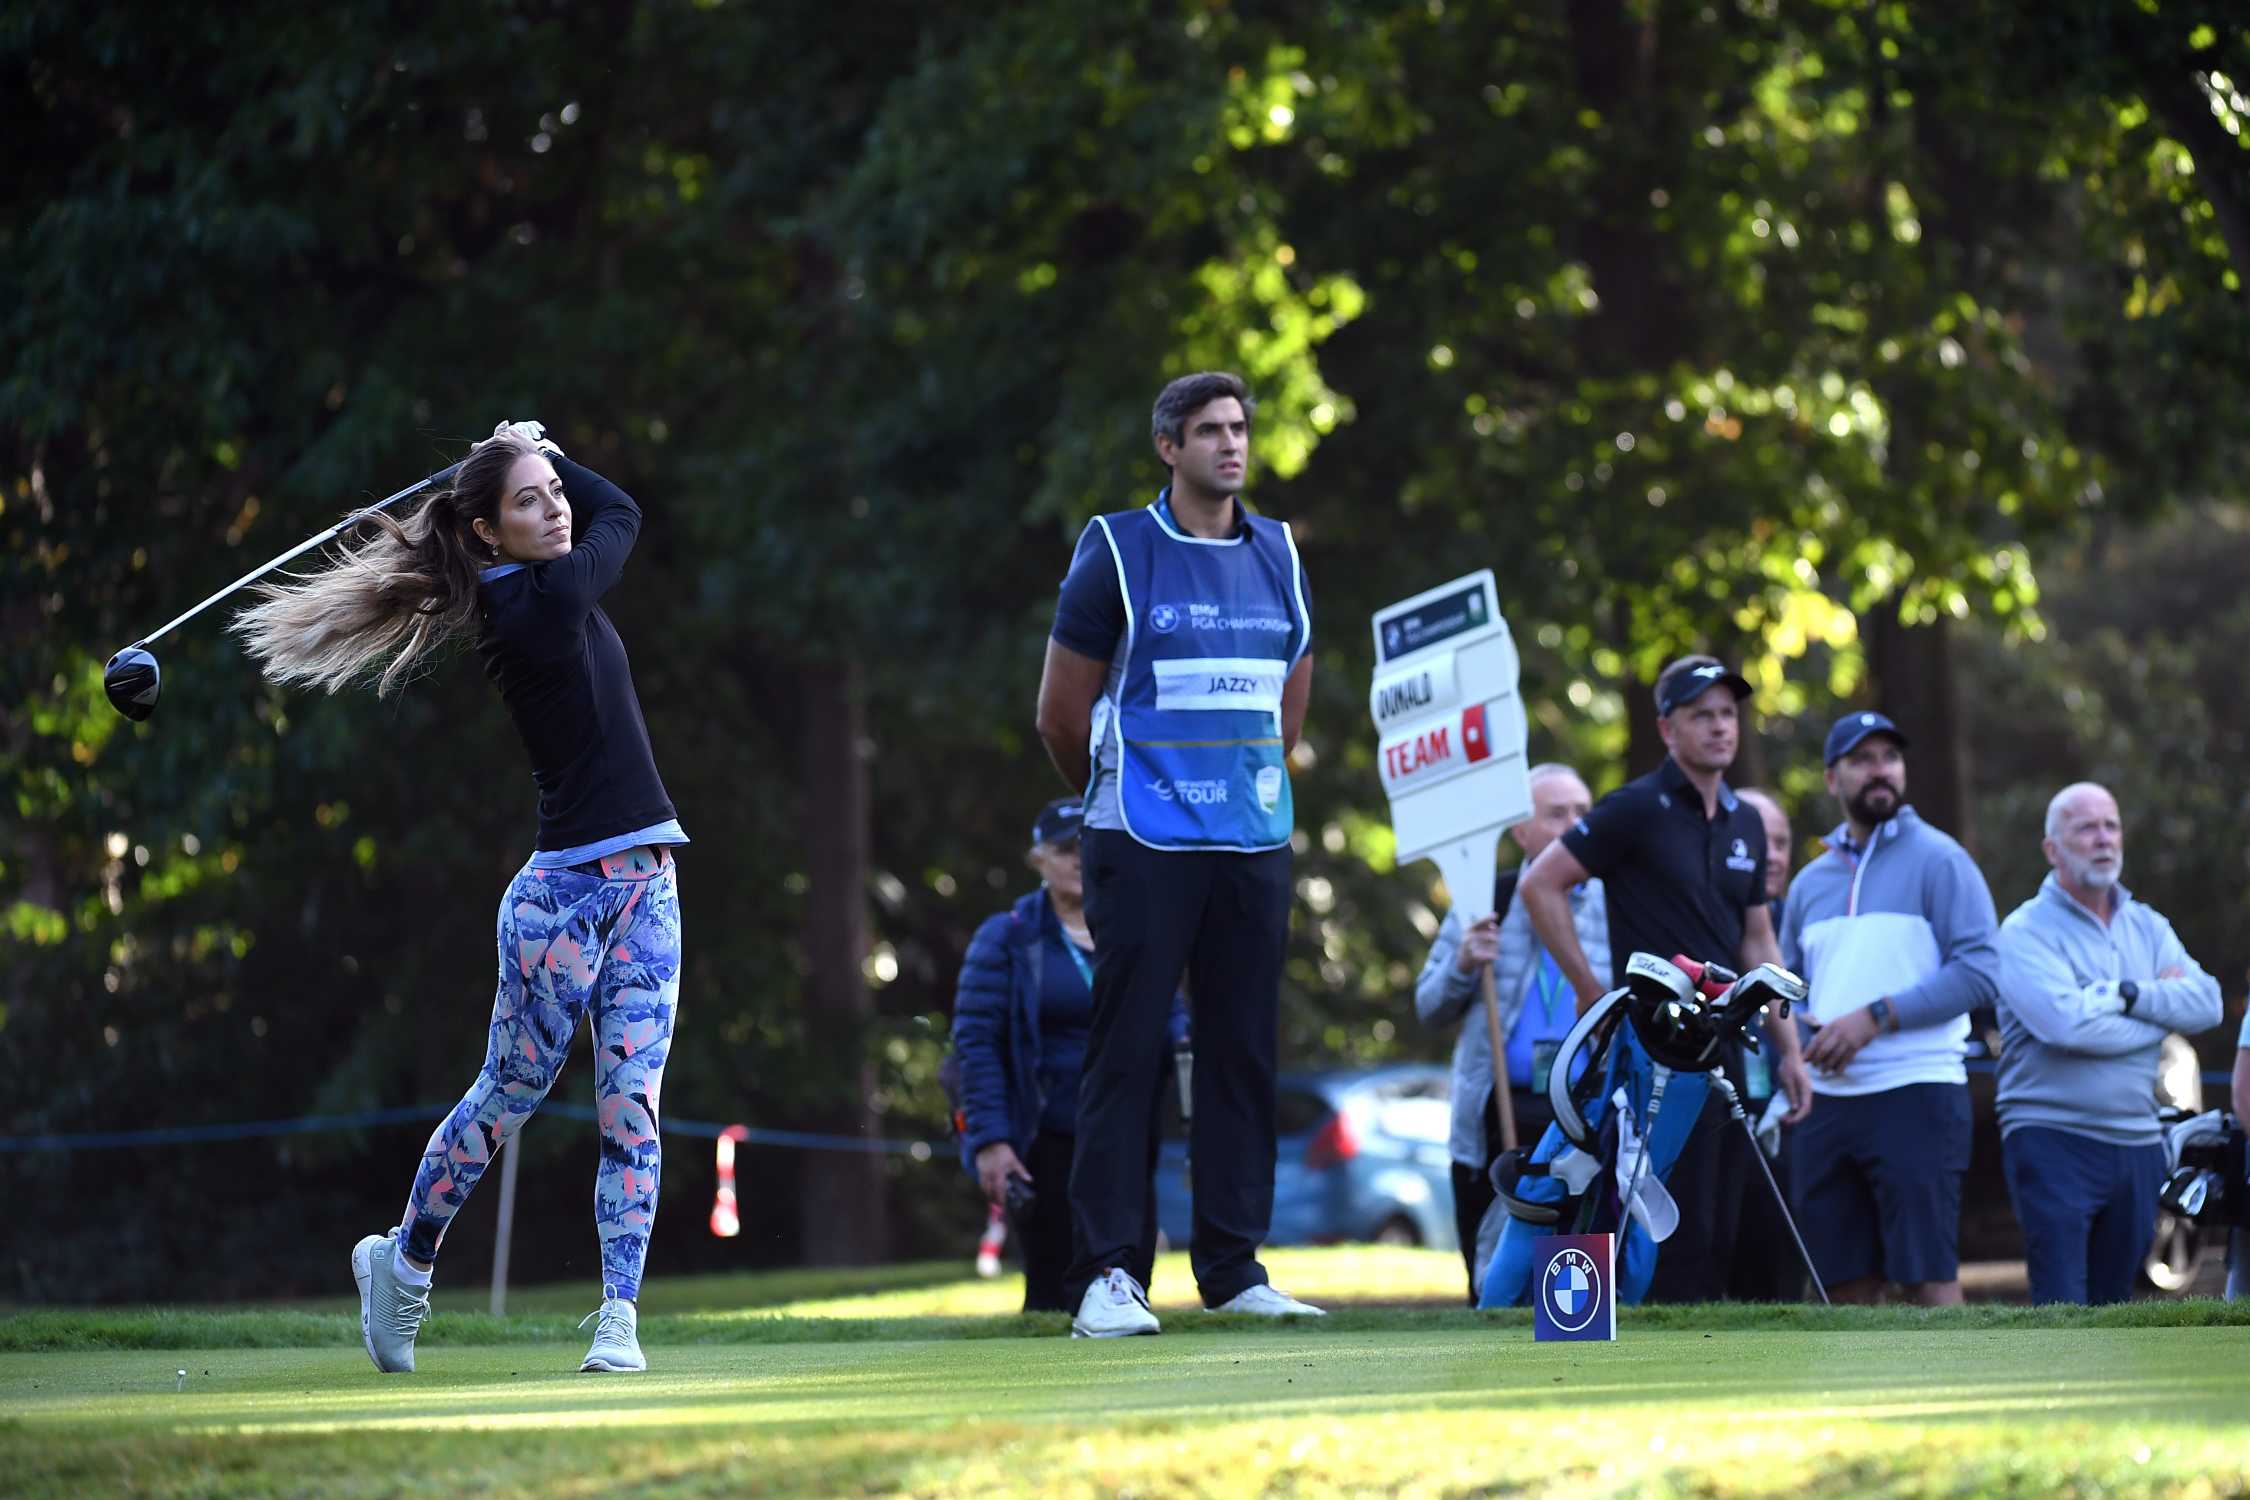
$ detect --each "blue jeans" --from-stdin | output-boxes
[2000,1125,2165,1305]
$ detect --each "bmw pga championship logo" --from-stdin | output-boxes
[1543,1247,1601,1333]
[1149,604,1180,634]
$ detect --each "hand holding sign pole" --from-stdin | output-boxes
[1370,571,1533,1151]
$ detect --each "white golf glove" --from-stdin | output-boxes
[489,419,563,457]
[1755,1094,1789,1160]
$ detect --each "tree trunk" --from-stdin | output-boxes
[1863,608,1974,855]
[796,655,888,1264]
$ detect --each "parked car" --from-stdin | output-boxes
[1153,1064,1457,1253]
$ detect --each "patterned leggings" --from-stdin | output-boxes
[398,846,682,1301]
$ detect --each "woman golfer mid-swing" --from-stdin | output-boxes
[233,421,686,1375]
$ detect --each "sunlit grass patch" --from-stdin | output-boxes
[7,1245,2248,1354]
[0,1245,1470,1351]
[3,1327,2246,1498]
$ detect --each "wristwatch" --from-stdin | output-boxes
[1868,997,1896,1033]
[2118,980,2140,1014]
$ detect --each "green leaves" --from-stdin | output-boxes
[9,0,2250,1293]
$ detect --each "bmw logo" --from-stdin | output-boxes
[1150,605,1180,634]
[1543,1247,1601,1332]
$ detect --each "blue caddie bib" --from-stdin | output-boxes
[1087,492,1310,851]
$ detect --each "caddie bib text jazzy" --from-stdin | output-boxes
[1087,493,1310,851]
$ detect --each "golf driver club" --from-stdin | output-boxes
[103,458,464,721]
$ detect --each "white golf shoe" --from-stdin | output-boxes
[1210,1283,1326,1318]
[1070,1267,1161,1338]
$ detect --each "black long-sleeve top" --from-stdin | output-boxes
[475,455,679,853]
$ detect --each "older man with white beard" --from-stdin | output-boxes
[1995,782,2222,1304]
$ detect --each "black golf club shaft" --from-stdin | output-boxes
[1709,1072,1829,1305]
[122,459,463,653]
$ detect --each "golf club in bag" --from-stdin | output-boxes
[2159,1107,2247,1229]
[1477,950,1829,1308]
[102,458,466,721]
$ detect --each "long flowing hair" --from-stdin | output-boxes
[230,435,533,696]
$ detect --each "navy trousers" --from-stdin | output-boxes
[2001,1125,2166,1305]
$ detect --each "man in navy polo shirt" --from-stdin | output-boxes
[1034,372,1318,1337]
[1779,711,2000,1306]
[1515,654,1814,1303]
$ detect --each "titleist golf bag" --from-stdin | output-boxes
[1477,951,1808,1309]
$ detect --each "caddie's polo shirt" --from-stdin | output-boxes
[1560,755,1768,985]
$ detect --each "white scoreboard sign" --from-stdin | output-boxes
[1369,570,1531,921]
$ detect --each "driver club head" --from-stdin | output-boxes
[104,646,161,721]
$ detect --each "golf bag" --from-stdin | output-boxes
[2161,1108,2249,1230]
[1477,952,1807,1309]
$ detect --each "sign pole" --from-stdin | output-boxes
[1479,968,1520,1153]
[488,1136,520,1318]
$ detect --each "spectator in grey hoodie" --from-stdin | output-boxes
[1995,781,2223,1304]
[1779,713,1999,1306]
[1414,763,1608,1303]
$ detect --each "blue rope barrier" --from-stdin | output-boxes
[3,1064,2229,1154]
[0,1106,439,1152]
[0,1102,938,1158]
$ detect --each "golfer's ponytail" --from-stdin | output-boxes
[231,436,531,696]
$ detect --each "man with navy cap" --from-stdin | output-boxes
[1517,652,1813,1302]
[1777,711,2000,1305]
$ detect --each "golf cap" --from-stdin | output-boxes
[1824,710,1909,765]
[1654,656,1752,718]
[1030,797,1084,848]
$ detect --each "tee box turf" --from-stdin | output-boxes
[1533,1232,1616,1342]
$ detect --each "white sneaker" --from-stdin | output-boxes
[1070,1267,1161,1338]
[350,1231,432,1373]
[578,1297,647,1372]
[1210,1283,1326,1318]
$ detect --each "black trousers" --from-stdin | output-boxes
[1645,1089,1753,1304]
[1727,1125,1803,1301]
[1014,1131,1162,1311]
[1449,1087,1558,1305]
[1067,830,1291,1309]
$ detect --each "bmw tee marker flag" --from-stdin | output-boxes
[1533,1233,1617,1342]
[1368,570,1530,930]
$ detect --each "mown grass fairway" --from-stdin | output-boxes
[5,1248,2247,1498]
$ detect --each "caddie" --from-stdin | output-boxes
[1034,371,1321,1337]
